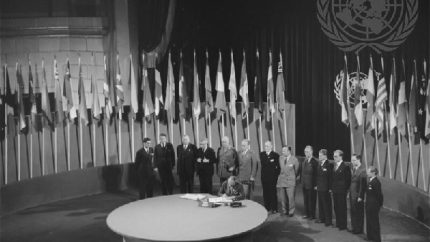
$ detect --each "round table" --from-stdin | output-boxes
[106,195,268,242]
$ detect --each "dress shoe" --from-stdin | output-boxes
[302,215,309,219]
[288,214,294,217]
[315,220,324,223]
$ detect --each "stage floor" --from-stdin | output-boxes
[1,184,429,242]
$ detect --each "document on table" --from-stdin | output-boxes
[208,196,234,203]
[180,194,207,201]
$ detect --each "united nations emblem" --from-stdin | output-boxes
[317,0,418,53]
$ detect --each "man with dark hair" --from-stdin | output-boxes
[301,145,318,219]
[332,149,351,230]
[218,175,245,201]
[277,146,299,216]
[154,133,176,195]
[196,139,216,193]
[349,154,367,234]
[365,166,383,242]
[177,135,198,193]
[316,149,333,226]
[135,137,156,199]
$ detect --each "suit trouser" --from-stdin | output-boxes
[199,174,213,194]
[278,186,296,215]
[318,191,332,225]
[303,187,316,218]
[139,177,154,199]
[333,192,348,229]
[350,197,364,233]
[242,180,255,200]
[366,204,381,242]
[179,175,194,193]
[262,180,278,211]
[159,168,174,195]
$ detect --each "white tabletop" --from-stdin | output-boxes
[106,194,268,241]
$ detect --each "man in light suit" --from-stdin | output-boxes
[349,154,367,234]
[316,149,333,226]
[154,133,175,195]
[237,139,259,199]
[177,135,197,193]
[217,136,238,184]
[332,150,351,230]
[301,145,318,219]
[260,141,280,213]
[196,139,216,194]
[277,146,299,216]
[365,166,383,242]
[135,137,156,199]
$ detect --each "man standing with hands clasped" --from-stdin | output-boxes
[260,141,280,214]
[196,139,216,194]
[301,145,318,219]
[349,154,367,234]
[154,133,176,195]
[177,135,197,193]
[316,149,333,226]
[277,146,299,216]
[237,139,259,200]
[135,137,156,199]
[332,150,351,231]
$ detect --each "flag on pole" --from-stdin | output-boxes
[115,55,124,113]
[417,60,428,141]
[354,55,363,126]
[63,59,76,120]
[178,53,189,118]
[129,54,139,117]
[192,52,201,118]
[4,65,15,115]
[266,55,275,122]
[28,60,37,115]
[276,56,286,120]
[92,72,101,120]
[389,58,397,135]
[239,51,249,118]
[339,55,350,125]
[375,69,387,134]
[364,55,375,133]
[41,60,53,128]
[425,65,430,139]
[254,51,263,116]
[78,58,88,126]
[54,58,64,125]
[204,52,214,114]
[142,67,154,118]
[215,52,227,117]
[103,56,113,120]
[228,51,237,120]
[16,64,26,131]
[397,59,408,137]
[165,52,176,119]
[154,69,164,117]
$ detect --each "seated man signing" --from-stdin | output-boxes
[218,176,245,201]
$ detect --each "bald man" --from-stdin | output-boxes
[238,139,260,199]
[260,141,280,213]
[177,135,198,193]
[196,139,216,193]
[216,136,239,184]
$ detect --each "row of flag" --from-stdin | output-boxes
[2,50,289,133]
[338,55,430,143]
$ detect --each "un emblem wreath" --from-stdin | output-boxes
[317,0,418,53]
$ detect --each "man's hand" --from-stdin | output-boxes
[250,176,255,181]
[197,158,202,163]
[154,168,158,172]
[228,167,234,172]
[314,186,317,190]
[203,158,209,163]
[357,197,363,202]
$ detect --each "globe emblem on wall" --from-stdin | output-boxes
[317,0,418,53]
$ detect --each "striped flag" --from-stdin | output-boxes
[165,52,176,119]
[239,51,249,118]
[228,51,237,121]
[364,55,375,133]
[78,58,88,126]
[425,62,430,139]
[192,52,201,118]
[215,52,227,116]
[129,55,139,116]
[115,55,124,113]
[54,58,64,125]
[375,66,387,132]
[389,58,397,135]
[204,52,214,114]
[417,60,428,141]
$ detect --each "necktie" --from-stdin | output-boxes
[184,145,187,150]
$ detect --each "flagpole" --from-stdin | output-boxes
[79,113,83,169]
[397,128,404,182]
[54,124,58,173]
[259,116,263,152]
[384,104,393,179]
[406,123,415,183]
[207,111,212,147]
[196,116,200,145]
[234,117,238,149]
[144,118,147,137]
[283,109,288,146]
[419,139,427,190]
[374,118,381,173]
[131,117,135,162]
[42,125,45,175]
[157,119,160,143]
[4,96,7,184]
[170,115,174,144]
[17,120,21,181]
[345,54,355,154]
[93,118,96,167]
[29,117,33,178]
[105,118,109,166]
[118,109,122,164]
[221,114,225,138]
[66,119,71,170]
[272,112,275,151]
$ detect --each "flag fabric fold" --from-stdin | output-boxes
[266,56,275,122]
[103,56,113,120]
[92,72,101,120]
[63,59,76,120]
[389,58,397,135]
[78,59,88,126]
[129,55,139,117]
[115,55,124,114]
[276,59,286,120]
[365,56,375,133]
[417,60,428,141]
[41,60,53,128]
[228,52,237,121]
[16,63,26,130]
[165,52,176,120]
[28,61,37,115]
[408,60,418,134]
[154,69,164,117]
[192,53,201,118]
[4,65,15,115]
[178,54,189,118]
[340,55,350,125]
[239,52,249,118]
[204,53,214,114]
[254,52,263,116]
[375,66,387,134]
[54,58,64,125]
[397,59,408,136]
[215,52,227,117]
[354,56,363,126]
[142,67,154,118]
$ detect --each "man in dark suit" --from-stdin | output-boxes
[238,139,259,199]
[154,133,175,195]
[260,141,280,214]
[301,145,318,219]
[332,150,351,230]
[365,166,383,242]
[316,149,333,226]
[349,154,367,234]
[135,137,156,199]
[177,135,197,193]
[196,138,216,193]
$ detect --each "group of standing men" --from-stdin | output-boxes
[135,136,383,242]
